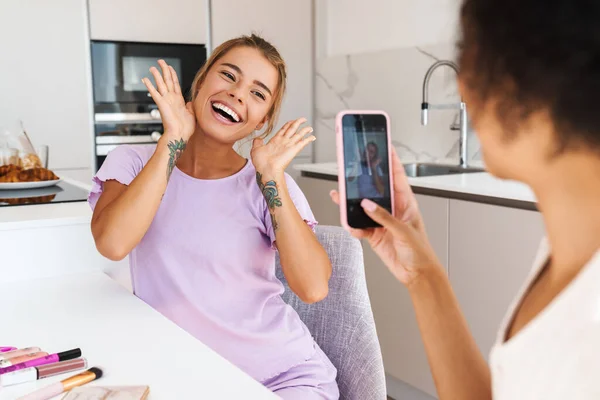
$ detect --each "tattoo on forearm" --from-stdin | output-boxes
[270,212,279,231]
[256,172,283,231]
[166,138,187,179]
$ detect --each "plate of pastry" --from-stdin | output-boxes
[0,164,61,189]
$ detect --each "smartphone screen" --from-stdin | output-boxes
[342,113,392,228]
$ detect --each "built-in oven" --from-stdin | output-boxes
[94,103,165,167]
[91,40,207,170]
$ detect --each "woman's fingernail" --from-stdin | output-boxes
[329,190,335,197]
[361,199,377,212]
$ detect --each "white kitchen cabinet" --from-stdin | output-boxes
[296,177,339,226]
[211,0,314,160]
[89,0,208,44]
[0,210,127,284]
[0,0,94,171]
[448,200,545,359]
[416,194,449,269]
[366,195,448,398]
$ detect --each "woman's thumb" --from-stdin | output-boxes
[361,199,407,235]
[186,102,195,116]
[252,137,264,149]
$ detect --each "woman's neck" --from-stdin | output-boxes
[532,152,600,275]
[176,129,247,179]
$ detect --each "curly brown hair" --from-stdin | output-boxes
[458,0,600,152]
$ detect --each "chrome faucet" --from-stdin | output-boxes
[421,60,469,168]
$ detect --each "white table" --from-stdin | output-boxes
[1,272,277,400]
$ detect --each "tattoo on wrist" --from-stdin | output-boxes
[256,172,283,231]
[166,138,187,179]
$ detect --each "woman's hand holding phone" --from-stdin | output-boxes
[330,148,442,287]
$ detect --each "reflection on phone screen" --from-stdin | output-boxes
[342,113,392,228]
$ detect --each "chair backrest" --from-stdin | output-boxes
[275,225,386,400]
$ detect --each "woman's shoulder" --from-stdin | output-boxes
[493,240,600,349]
[107,144,155,165]
[94,144,156,185]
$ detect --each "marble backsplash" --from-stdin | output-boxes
[314,42,482,164]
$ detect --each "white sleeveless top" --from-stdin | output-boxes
[489,239,600,399]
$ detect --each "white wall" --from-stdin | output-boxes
[314,42,473,164]
[0,0,94,171]
[324,0,460,56]
[315,0,329,60]
[314,0,475,166]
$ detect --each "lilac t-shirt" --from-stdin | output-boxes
[89,145,319,381]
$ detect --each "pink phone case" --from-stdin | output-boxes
[336,110,395,230]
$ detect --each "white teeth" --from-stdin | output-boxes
[212,102,240,122]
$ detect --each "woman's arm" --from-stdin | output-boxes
[257,171,331,304]
[330,149,491,400]
[252,118,330,304]
[92,60,196,260]
[92,138,183,260]
[372,163,385,195]
[409,264,491,400]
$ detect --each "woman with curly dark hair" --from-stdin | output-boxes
[332,0,600,398]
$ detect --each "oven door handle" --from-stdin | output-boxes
[96,135,159,145]
[95,112,162,124]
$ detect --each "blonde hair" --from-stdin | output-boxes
[189,34,287,138]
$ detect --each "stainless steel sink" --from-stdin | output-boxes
[403,163,485,178]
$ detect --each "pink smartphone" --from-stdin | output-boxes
[336,110,394,229]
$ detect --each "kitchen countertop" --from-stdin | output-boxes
[0,272,276,400]
[294,162,538,211]
[0,177,120,286]
[0,178,92,231]
[0,201,93,230]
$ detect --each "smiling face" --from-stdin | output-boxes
[192,46,279,145]
[367,143,378,160]
[362,142,378,162]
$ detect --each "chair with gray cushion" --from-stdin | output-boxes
[275,225,386,400]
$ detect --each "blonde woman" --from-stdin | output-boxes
[90,35,339,399]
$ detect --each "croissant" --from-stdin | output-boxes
[0,165,58,182]
[18,168,59,182]
[0,164,22,178]
[0,170,22,182]
[0,194,57,205]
